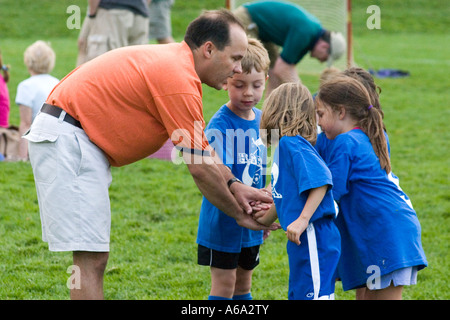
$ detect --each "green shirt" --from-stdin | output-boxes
[244,0,323,64]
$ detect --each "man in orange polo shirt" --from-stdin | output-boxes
[25,9,274,299]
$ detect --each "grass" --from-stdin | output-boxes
[0,0,449,300]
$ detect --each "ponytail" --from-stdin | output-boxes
[360,103,391,173]
[317,75,391,173]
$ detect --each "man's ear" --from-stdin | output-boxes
[202,41,215,59]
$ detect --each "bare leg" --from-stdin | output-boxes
[71,251,109,300]
[356,284,403,300]
[210,267,236,299]
[234,266,253,296]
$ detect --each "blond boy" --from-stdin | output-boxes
[196,38,272,300]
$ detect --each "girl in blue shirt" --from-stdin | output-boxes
[315,75,427,300]
[256,82,341,300]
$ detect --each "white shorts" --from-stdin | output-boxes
[377,266,418,290]
[25,112,112,252]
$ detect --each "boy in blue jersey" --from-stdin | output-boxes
[256,82,341,300]
[196,38,274,300]
[315,75,427,300]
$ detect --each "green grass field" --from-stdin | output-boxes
[0,0,448,300]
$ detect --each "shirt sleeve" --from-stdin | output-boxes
[15,81,33,107]
[205,118,232,169]
[154,93,210,156]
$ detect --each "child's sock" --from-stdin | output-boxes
[208,295,232,300]
[232,292,252,300]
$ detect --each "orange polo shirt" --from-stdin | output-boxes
[46,42,209,166]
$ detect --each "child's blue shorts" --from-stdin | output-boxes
[286,217,341,300]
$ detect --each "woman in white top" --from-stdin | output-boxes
[16,41,59,160]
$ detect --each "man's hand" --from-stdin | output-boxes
[235,210,280,231]
[230,182,273,214]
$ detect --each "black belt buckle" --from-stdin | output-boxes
[41,103,82,129]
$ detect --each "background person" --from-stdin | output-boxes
[77,0,150,65]
[233,0,345,95]
[16,41,59,160]
[148,0,175,44]
[0,52,10,129]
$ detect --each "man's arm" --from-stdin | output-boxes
[216,163,272,214]
[185,151,272,231]
[88,0,101,16]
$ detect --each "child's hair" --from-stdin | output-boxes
[0,51,9,83]
[241,37,270,76]
[319,66,340,85]
[342,67,384,122]
[24,40,56,75]
[260,82,316,146]
[317,75,391,172]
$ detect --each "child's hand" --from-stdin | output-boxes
[249,188,272,213]
[286,217,309,245]
[253,208,272,226]
[251,203,280,232]
[250,201,272,213]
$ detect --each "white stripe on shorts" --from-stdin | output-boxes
[306,222,335,300]
[306,223,321,300]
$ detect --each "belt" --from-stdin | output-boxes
[40,103,82,129]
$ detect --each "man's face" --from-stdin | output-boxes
[310,39,330,62]
[208,24,248,90]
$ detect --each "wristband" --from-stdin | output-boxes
[227,177,242,189]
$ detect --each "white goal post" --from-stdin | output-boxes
[226,0,353,74]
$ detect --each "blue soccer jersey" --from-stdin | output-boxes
[323,128,427,291]
[272,136,337,230]
[196,105,266,252]
[272,135,340,300]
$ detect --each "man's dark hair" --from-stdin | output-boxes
[320,30,331,44]
[184,9,245,51]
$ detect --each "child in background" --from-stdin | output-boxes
[0,52,10,128]
[256,82,340,300]
[196,38,271,300]
[319,66,341,86]
[16,40,59,160]
[313,67,340,134]
[315,75,427,300]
